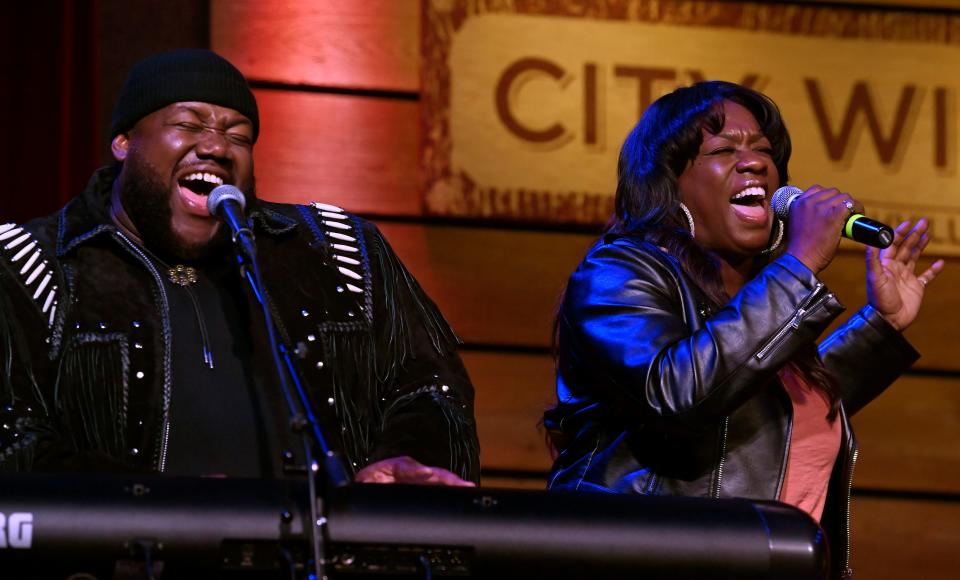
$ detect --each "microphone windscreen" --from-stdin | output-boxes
[771,185,803,220]
[207,184,246,215]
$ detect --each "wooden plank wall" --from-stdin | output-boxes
[212,1,960,577]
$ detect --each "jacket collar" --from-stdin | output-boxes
[58,165,298,257]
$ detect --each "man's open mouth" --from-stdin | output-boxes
[178,172,224,196]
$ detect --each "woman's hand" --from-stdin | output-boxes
[354,455,476,486]
[785,185,863,273]
[867,219,944,331]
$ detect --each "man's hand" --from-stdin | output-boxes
[354,455,475,487]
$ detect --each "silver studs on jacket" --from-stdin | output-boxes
[0,223,60,328]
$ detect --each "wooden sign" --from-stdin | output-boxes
[422,0,960,256]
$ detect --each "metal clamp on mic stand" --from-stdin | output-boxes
[208,185,350,580]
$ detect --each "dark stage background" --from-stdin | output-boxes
[1,0,207,223]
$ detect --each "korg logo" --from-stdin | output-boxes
[0,512,33,549]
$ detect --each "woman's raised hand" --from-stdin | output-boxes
[866,219,944,331]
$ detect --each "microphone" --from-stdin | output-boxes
[771,186,894,248]
[207,184,256,257]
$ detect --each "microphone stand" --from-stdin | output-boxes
[229,224,350,580]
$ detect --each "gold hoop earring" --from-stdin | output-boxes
[678,202,695,239]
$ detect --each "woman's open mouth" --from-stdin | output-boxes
[729,186,768,223]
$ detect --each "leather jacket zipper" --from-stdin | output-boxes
[712,417,730,498]
[756,283,830,361]
[115,231,172,472]
[841,446,859,579]
[775,401,794,499]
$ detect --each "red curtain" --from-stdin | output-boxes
[1,0,100,224]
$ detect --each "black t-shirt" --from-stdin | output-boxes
[159,259,294,477]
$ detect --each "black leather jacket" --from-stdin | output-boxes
[546,235,918,578]
[0,167,479,482]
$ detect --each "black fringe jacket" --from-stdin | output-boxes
[0,167,479,481]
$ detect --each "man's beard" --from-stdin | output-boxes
[118,155,256,263]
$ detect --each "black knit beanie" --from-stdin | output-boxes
[110,49,259,141]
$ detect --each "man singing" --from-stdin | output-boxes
[0,49,479,485]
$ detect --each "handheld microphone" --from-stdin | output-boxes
[207,184,256,257]
[771,185,894,249]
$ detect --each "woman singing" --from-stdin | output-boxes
[544,81,943,579]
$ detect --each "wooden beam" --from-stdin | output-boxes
[851,496,960,580]
[374,222,593,349]
[254,88,422,216]
[464,351,555,472]
[853,374,960,493]
[211,0,421,92]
